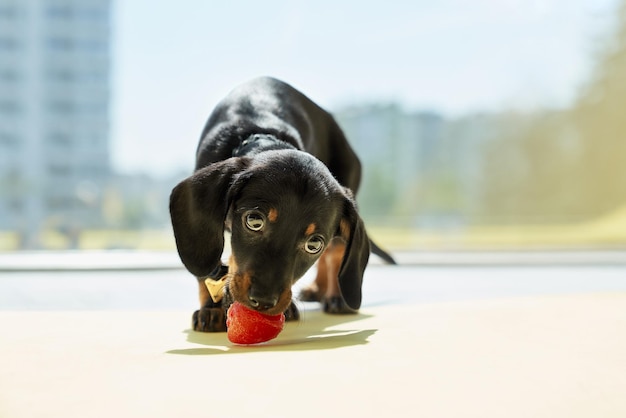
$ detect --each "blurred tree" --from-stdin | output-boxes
[572,0,626,217]
[481,1,626,224]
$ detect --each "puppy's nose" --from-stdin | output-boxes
[248,291,278,311]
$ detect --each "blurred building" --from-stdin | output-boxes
[334,105,423,220]
[334,105,446,224]
[0,0,111,248]
[334,105,491,228]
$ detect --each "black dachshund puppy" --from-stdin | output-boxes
[169,77,395,332]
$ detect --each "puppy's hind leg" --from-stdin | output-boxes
[298,240,355,314]
[298,249,329,303]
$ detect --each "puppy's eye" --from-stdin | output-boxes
[244,212,265,232]
[304,235,325,254]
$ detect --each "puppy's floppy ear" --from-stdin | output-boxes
[169,158,249,277]
[336,188,371,311]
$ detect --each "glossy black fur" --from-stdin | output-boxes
[169,77,394,332]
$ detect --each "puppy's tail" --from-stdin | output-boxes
[369,239,397,265]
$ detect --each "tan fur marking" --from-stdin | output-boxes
[228,254,238,274]
[304,240,346,301]
[268,208,279,222]
[198,280,210,307]
[269,286,293,316]
[310,249,330,296]
[339,219,351,241]
[324,241,347,298]
[229,270,252,306]
[305,223,317,236]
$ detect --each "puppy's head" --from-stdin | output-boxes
[169,150,370,315]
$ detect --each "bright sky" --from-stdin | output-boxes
[110,0,621,177]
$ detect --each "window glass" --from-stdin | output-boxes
[0,0,624,251]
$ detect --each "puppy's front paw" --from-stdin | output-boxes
[323,296,357,314]
[192,307,227,332]
[284,301,300,322]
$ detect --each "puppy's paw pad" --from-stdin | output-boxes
[192,307,227,332]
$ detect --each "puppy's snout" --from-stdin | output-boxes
[248,287,279,311]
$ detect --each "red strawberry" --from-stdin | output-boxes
[226,301,285,345]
